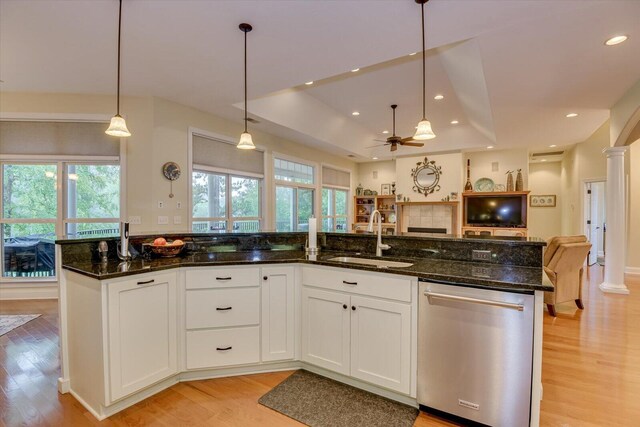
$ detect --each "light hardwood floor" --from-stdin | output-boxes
[1,267,638,426]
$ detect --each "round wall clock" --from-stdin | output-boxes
[162,162,181,198]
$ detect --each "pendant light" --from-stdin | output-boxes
[237,23,256,150]
[413,0,436,141]
[105,0,131,137]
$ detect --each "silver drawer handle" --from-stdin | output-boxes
[424,291,524,311]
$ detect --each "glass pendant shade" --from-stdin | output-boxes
[105,114,131,137]
[413,119,436,140]
[237,131,256,150]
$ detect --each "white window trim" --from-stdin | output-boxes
[320,162,352,231]
[272,152,319,231]
[321,187,349,232]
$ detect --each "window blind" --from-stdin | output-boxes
[322,165,350,188]
[0,121,120,156]
[193,134,264,176]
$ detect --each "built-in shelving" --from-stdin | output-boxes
[353,195,397,235]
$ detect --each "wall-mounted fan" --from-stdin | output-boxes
[368,105,425,152]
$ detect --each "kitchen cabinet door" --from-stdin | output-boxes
[261,266,295,362]
[301,287,350,375]
[107,272,178,402]
[350,295,411,394]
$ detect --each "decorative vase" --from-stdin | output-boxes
[356,183,364,196]
[515,169,524,191]
[391,182,396,195]
[464,159,473,192]
[506,171,514,192]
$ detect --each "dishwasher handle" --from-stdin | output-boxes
[424,291,524,311]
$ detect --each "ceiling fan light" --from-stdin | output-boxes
[105,114,131,137]
[237,132,256,150]
[413,119,436,140]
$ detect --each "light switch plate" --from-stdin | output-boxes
[176,201,182,209]
[472,250,492,262]
[173,215,182,225]
[128,216,141,225]
[158,201,164,209]
[157,216,169,225]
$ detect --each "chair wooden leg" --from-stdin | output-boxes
[575,299,584,310]
[547,304,556,316]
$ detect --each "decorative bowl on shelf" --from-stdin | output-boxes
[149,243,185,257]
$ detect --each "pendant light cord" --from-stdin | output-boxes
[116,0,123,116]
[421,1,426,120]
[244,29,248,133]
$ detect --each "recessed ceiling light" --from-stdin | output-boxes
[305,81,314,85]
[382,130,389,134]
[450,120,459,125]
[409,52,417,56]
[605,35,628,46]
[434,94,444,100]
[541,159,547,162]
[351,68,360,72]
[372,157,379,160]
[352,111,360,116]
[487,146,494,149]
[566,113,578,118]
[549,144,557,148]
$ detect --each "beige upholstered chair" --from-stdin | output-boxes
[543,235,592,316]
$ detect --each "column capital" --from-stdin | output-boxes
[603,146,628,157]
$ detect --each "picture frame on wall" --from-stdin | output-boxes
[530,194,556,207]
[381,183,391,195]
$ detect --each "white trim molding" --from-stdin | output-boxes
[0,283,58,300]
[625,266,640,277]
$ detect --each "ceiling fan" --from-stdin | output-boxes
[369,105,425,152]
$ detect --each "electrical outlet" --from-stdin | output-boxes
[158,201,164,209]
[176,201,182,209]
[128,216,141,225]
[157,216,169,225]
[472,250,492,262]
[173,215,182,225]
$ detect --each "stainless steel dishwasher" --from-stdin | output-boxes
[418,280,535,427]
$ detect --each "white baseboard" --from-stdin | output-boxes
[625,266,640,277]
[0,284,58,300]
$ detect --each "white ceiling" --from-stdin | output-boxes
[1,0,639,161]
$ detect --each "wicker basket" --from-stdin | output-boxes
[149,243,185,257]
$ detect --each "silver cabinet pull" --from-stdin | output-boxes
[136,279,155,285]
[424,291,524,311]
[216,307,232,311]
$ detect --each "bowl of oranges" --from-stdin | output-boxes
[149,237,185,257]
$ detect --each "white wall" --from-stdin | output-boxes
[627,140,640,271]
[465,149,529,191]
[356,160,395,195]
[528,162,562,240]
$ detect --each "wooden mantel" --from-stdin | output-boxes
[396,201,460,234]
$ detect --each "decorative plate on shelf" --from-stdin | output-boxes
[474,177,495,192]
[388,213,396,224]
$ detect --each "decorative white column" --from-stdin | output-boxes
[599,147,629,294]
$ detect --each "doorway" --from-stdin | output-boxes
[584,181,606,266]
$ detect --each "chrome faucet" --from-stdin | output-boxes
[367,210,391,257]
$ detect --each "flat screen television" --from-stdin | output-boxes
[465,195,525,227]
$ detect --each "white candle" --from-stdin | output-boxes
[308,217,317,249]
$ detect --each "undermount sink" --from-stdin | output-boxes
[327,256,413,268]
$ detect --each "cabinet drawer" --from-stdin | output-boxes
[186,267,260,289]
[302,266,412,302]
[186,287,260,329]
[186,327,260,369]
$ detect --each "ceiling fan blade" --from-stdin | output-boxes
[365,143,389,149]
[390,144,398,152]
[400,136,417,142]
[401,142,425,147]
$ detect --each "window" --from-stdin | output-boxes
[190,133,264,232]
[1,162,120,278]
[321,165,350,232]
[192,171,262,232]
[274,157,316,231]
[322,188,348,232]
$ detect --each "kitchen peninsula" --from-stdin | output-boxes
[56,232,550,426]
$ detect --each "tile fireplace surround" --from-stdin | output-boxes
[402,204,454,234]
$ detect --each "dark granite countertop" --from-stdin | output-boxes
[62,250,552,292]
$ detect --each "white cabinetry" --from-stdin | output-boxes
[301,287,351,375]
[301,267,413,394]
[261,266,295,362]
[107,272,178,402]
